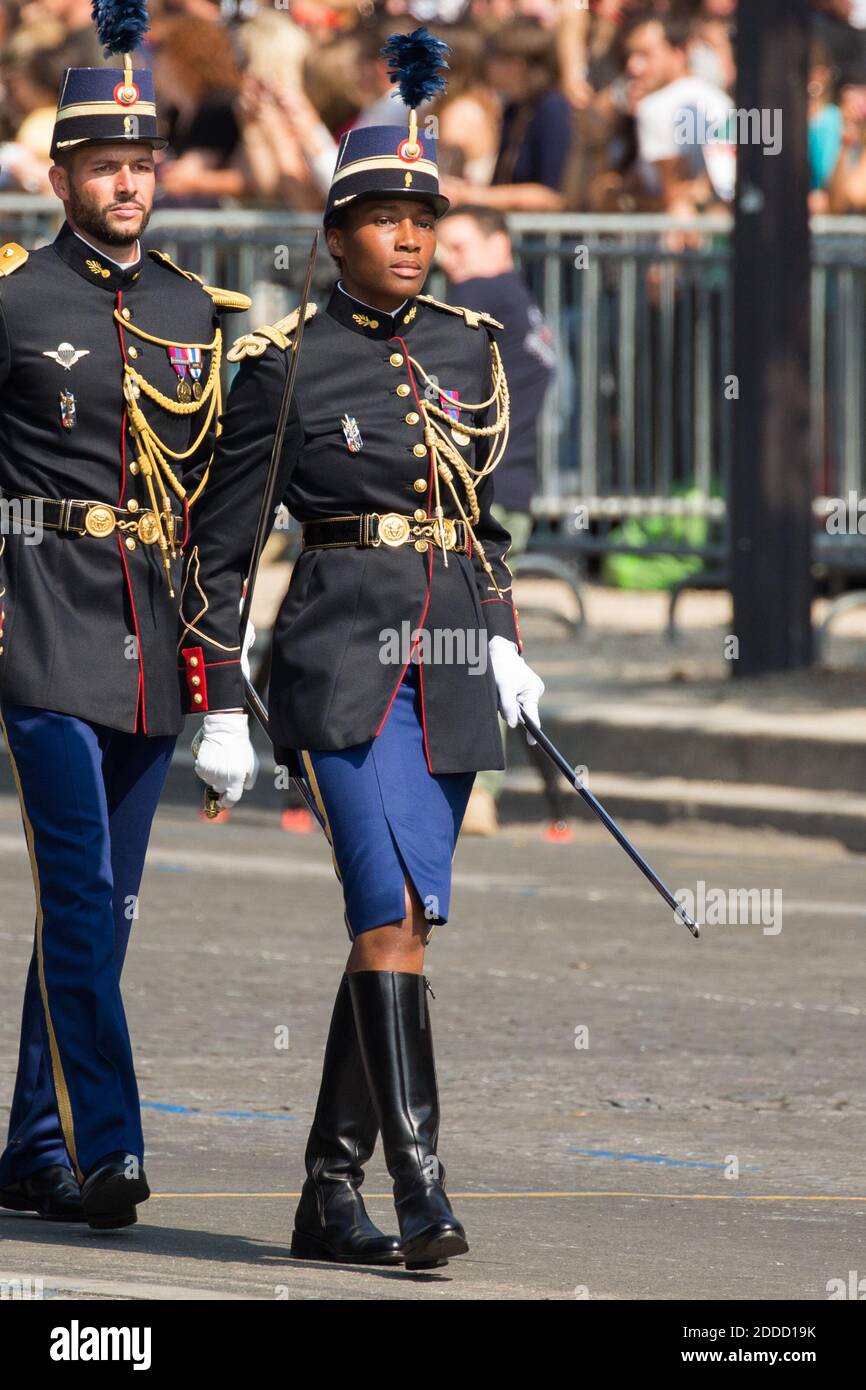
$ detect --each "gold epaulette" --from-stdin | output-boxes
[0,243,28,277]
[226,302,318,361]
[147,249,251,312]
[417,293,503,332]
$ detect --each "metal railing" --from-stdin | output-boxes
[1,200,863,553]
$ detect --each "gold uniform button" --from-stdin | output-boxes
[193,693,203,705]
[413,508,427,521]
[412,443,426,457]
[389,352,404,367]
[413,477,428,492]
[121,307,131,320]
[125,536,136,550]
[396,384,411,397]
[128,346,138,359]
[127,499,139,512]
[129,462,139,475]
[414,540,429,552]
[191,675,201,687]
[405,411,419,425]
[189,656,199,668]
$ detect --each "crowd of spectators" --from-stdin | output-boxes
[1,0,866,215]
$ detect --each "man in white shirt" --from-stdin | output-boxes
[625,12,735,212]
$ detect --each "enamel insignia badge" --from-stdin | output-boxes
[59,390,77,430]
[43,343,90,370]
[341,415,363,453]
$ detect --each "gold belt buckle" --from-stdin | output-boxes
[439,518,457,550]
[412,518,456,549]
[83,504,116,538]
[136,511,161,545]
[376,513,412,547]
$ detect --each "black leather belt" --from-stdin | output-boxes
[0,492,181,546]
[302,512,468,553]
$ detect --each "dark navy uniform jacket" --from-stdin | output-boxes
[0,222,238,735]
[180,283,523,775]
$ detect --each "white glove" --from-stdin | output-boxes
[240,618,256,682]
[192,712,259,809]
[489,635,545,745]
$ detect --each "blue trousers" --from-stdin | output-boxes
[0,705,175,1184]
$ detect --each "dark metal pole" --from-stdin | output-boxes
[731,0,812,674]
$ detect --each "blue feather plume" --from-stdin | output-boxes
[91,0,150,56]
[380,27,450,109]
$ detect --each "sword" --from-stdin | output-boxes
[203,233,319,820]
[205,677,324,827]
[519,712,700,938]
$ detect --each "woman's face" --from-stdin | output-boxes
[327,198,437,309]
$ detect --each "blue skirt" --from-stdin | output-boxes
[298,662,474,939]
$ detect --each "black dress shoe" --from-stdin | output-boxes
[347,971,469,1271]
[81,1153,150,1230]
[291,975,402,1266]
[0,1165,84,1222]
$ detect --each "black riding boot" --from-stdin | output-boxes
[291,974,401,1264]
[347,970,469,1270]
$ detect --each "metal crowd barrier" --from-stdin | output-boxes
[1,201,864,577]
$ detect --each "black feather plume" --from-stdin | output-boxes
[91,0,150,57]
[380,27,450,109]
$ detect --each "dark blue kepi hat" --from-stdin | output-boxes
[323,28,450,227]
[51,67,164,158]
[51,0,165,158]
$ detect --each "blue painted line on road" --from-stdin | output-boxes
[142,1101,295,1121]
[569,1147,759,1171]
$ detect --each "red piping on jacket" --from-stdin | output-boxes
[115,289,146,733]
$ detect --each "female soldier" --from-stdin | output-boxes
[184,31,545,1270]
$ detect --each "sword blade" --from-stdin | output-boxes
[519,712,700,938]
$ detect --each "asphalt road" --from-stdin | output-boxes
[0,791,863,1301]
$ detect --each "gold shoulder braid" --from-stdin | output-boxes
[408,336,510,596]
[114,308,224,596]
[227,302,318,361]
[417,293,504,332]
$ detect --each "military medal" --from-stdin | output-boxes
[441,388,470,445]
[189,348,203,400]
[168,345,199,402]
[59,390,77,430]
[341,415,363,453]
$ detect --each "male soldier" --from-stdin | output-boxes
[0,53,249,1229]
[185,30,545,1268]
